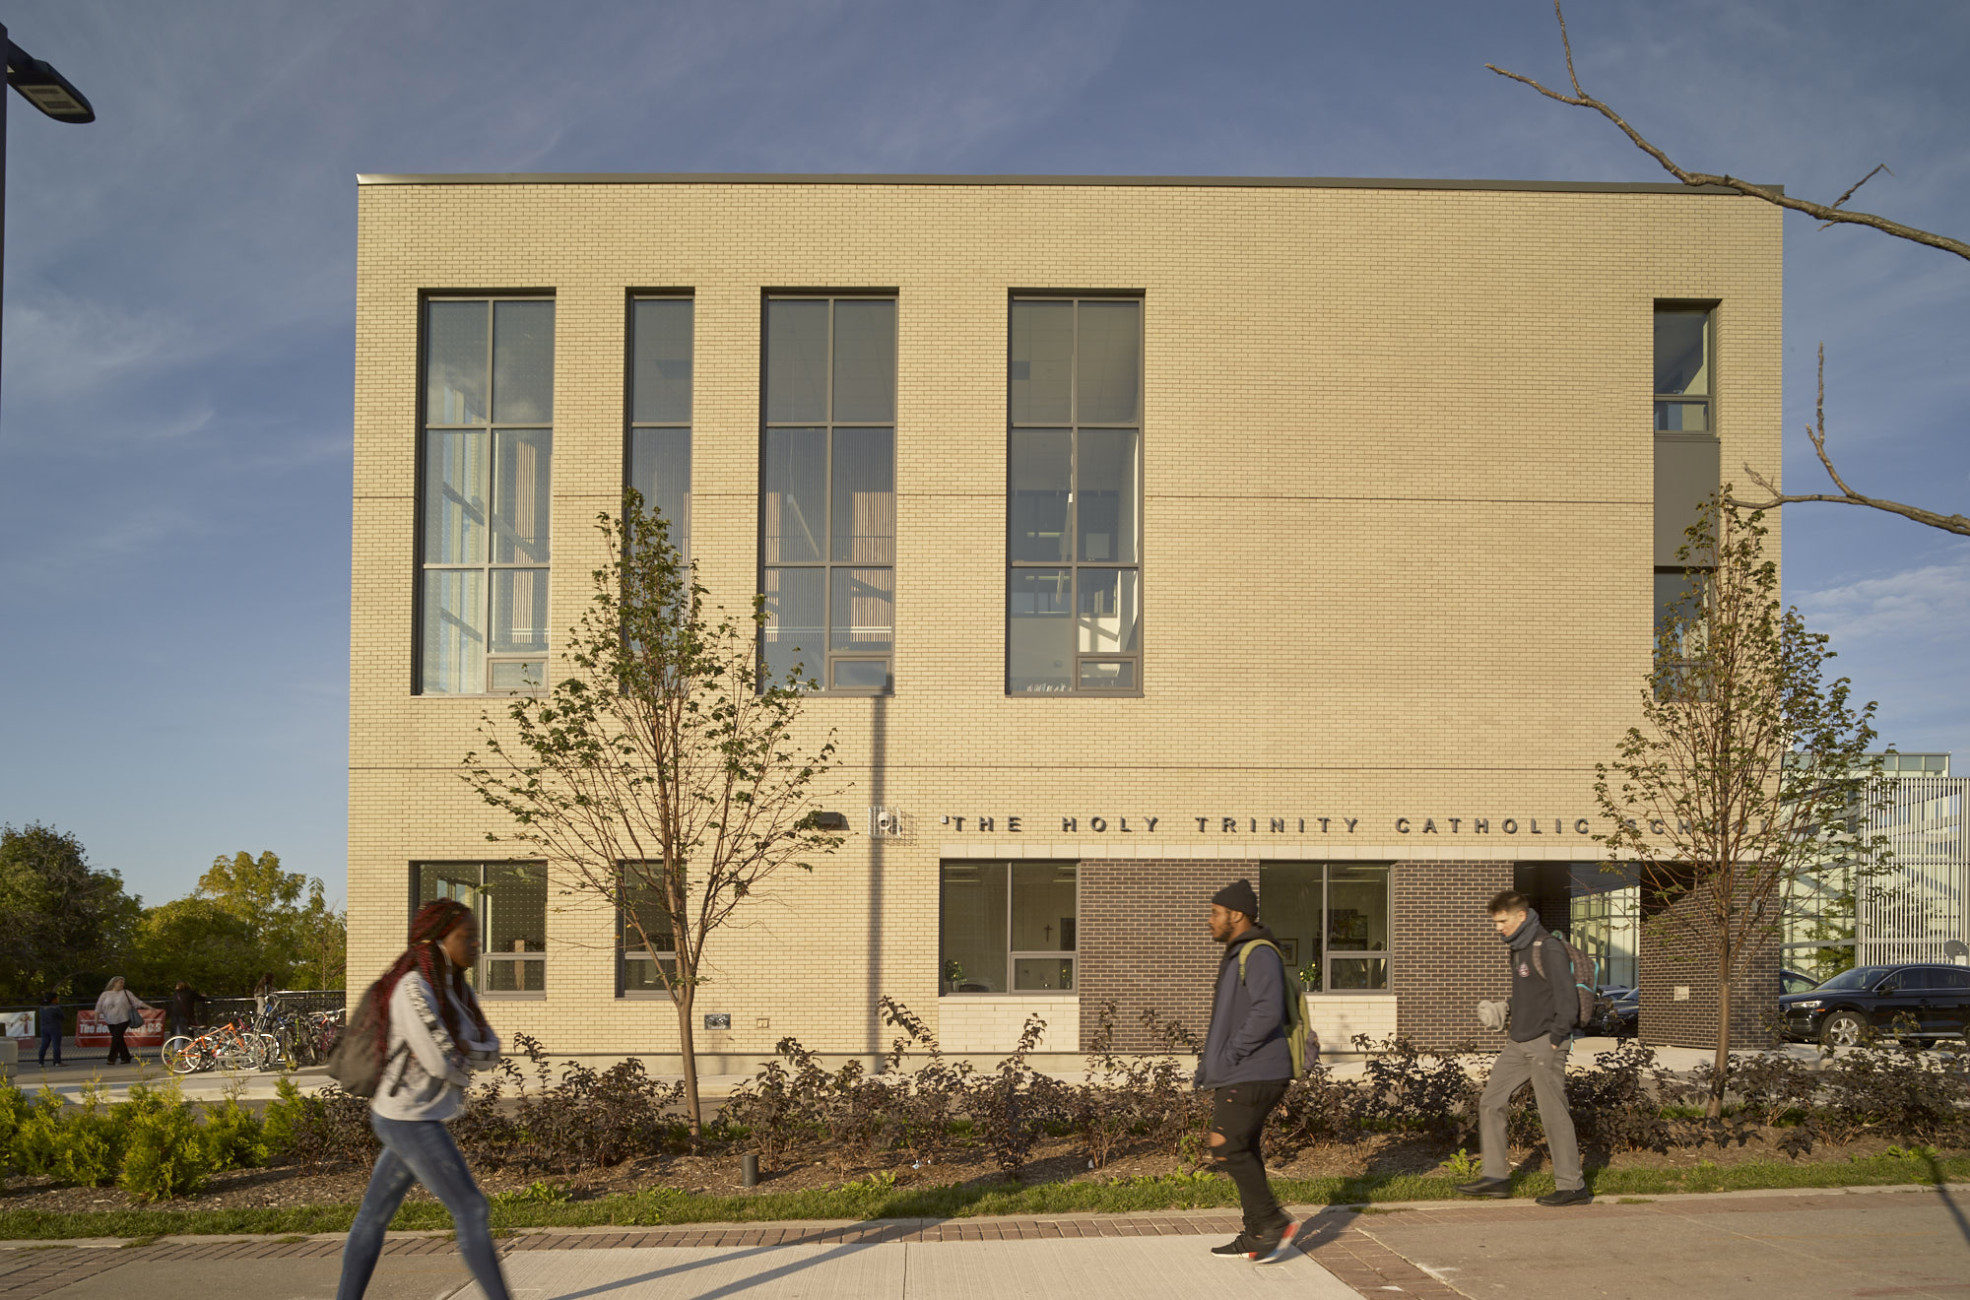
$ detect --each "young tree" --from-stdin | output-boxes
[1492,2,1970,538]
[464,494,844,1134]
[1594,494,1890,1116]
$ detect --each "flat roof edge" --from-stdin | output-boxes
[354,171,1776,196]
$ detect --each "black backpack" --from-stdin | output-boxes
[325,980,404,1098]
[1530,935,1599,1031]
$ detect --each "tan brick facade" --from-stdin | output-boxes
[352,175,1781,1062]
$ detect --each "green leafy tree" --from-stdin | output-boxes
[124,897,260,996]
[1594,494,1891,1116]
[0,823,141,1000]
[125,850,348,993]
[465,493,844,1134]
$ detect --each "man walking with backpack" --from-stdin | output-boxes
[1456,889,1590,1206]
[1197,878,1300,1263]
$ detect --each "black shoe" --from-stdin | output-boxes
[1536,1186,1592,1207]
[1250,1219,1299,1264]
[1211,1233,1258,1258]
[1455,1177,1511,1198]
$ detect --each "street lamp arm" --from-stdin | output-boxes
[6,41,95,124]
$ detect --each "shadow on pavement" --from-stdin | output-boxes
[549,1221,921,1300]
[1923,1153,1970,1249]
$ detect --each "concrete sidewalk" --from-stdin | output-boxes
[6,1184,1968,1299]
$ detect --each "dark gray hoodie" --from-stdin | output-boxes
[1197,923,1294,1088]
[1505,910,1577,1045]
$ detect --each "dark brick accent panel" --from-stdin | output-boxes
[1639,876,1780,1049]
[1391,859,1515,1049]
[1078,858,1256,1051]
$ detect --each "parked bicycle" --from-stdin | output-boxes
[160,1018,279,1074]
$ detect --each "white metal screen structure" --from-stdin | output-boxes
[1857,775,1969,965]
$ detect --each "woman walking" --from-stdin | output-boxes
[337,899,507,1300]
[94,977,149,1065]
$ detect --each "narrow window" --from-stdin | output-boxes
[939,860,1078,993]
[1654,304,1718,695]
[419,297,554,695]
[412,862,547,993]
[760,295,896,693]
[627,296,693,553]
[1007,297,1141,694]
[617,871,678,997]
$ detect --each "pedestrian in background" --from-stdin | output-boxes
[336,898,506,1300]
[94,976,149,1065]
[35,991,64,1067]
[1456,889,1590,1206]
[252,972,277,1022]
[1196,878,1299,1264]
[169,981,208,1040]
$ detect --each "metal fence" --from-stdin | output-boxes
[1858,775,1970,966]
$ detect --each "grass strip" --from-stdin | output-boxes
[1,1152,1965,1241]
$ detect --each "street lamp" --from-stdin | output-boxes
[1,23,96,413]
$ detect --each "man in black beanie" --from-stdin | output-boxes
[1197,878,1298,1263]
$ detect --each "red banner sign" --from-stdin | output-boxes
[76,1009,167,1047]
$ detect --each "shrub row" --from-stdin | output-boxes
[5,1000,1965,1200]
[0,1079,267,1202]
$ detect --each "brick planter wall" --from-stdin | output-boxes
[1638,875,1780,1050]
[1391,859,1516,1049]
[1077,858,1257,1051]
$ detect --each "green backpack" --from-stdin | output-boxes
[1236,938,1311,1079]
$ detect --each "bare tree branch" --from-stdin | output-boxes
[1490,2,1969,538]
[1734,346,1970,535]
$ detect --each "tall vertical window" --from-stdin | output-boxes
[413,862,548,993]
[1007,296,1142,694]
[420,297,554,695]
[1653,304,1718,690]
[760,295,896,693]
[627,296,693,552]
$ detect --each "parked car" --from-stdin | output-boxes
[1780,968,1821,996]
[1589,985,1638,1038]
[1778,963,1970,1047]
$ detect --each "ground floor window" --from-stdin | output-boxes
[413,862,547,993]
[939,860,1077,992]
[1257,862,1390,991]
[618,874,678,996]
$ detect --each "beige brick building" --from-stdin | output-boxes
[351,173,1780,1062]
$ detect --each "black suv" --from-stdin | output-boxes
[1779,963,1970,1047]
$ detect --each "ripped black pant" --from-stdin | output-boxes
[1210,1078,1289,1234]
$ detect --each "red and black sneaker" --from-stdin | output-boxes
[1250,1218,1299,1264]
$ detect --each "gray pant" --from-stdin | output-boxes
[1479,1036,1582,1191]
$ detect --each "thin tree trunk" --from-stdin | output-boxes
[1709,976,1731,1120]
[676,984,702,1137]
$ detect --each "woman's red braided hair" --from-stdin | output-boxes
[372,898,492,1056]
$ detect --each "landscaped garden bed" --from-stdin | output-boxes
[3,999,1966,1237]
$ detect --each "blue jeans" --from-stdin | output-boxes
[336,1113,509,1300]
[38,1027,61,1064]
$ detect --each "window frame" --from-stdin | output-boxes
[1256,861,1393,994]
[758,291,898,696]
[408,861,548,999]
[1652,301,1716,434]
[414,292,556,698]
[1005,292,1145,697]
[615,868,680,1000]
[939,859,1079,995]
[625,290,695,560]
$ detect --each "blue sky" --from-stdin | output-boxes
[2,0,1965,906]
